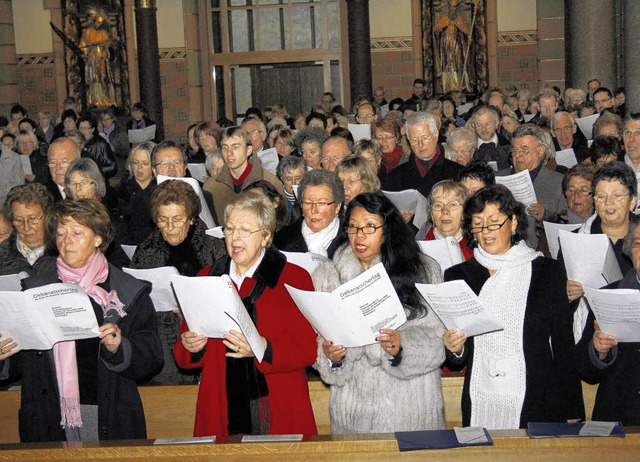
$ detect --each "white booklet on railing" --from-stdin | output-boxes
[415,280,503,337]
[123,266,180,312]
[285,263,406,347]
[0,283,99,350]
[170,274,265,362]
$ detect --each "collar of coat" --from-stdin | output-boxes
[209,245,287,289]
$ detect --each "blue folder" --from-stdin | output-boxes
[395,428,494,451]
[527,422,625,438]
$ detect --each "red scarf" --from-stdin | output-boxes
[381,146,404,172]
[232,162,253,186]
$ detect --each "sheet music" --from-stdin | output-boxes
[495,170,537,206]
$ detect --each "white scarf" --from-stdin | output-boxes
[301,216,340,257]
[470,241,542,429]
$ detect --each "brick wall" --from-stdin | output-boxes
[159,49,189,144]
[497,31,538,93]
[371,37,415,101]
[16,55,58,117]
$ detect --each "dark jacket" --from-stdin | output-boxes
[0,232,57,276]
[576,270,640,425]
[382,148,463,199]
[82,136,118,179]
[444,256,585,428]
[2,265,163,442]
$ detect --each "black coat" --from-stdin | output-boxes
[444,256,585,428]
[575,270,640,425]
[382,148,463,199]
[2,265,163,442]
[82,136,118,179]
[0,232,57,276]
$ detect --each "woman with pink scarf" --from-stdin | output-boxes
[0,199,162,442]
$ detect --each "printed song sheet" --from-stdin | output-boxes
[416,280,503,337]
[257,147,279,176]
[157,175,216,228]
[187,163,208,183]
[281,251,325,275]
[128,125,156,144]
[542,221,581,259]
[285,263,406,347]
[0,283,99,350]
[123,266,180,312]
[555,148,578,169]
[171,274,265,362]
[495,170,537,206]
[576,114,599,140]
[559,230,623,288]
[382,189,429,228]
[347,123,371,143]
[583,287,640,342]
[417,237,464,274]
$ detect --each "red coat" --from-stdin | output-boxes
[175,252,318,437]
[425,225,474,261]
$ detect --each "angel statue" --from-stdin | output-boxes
[433,0,473,93]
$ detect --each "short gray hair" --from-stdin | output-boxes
[551,111,575,131]
[294,127,329,151]
[224,192,276,246]
[277,155,307,179]
[298,168,345,205]
[64,157,106,198]
[427,179,468,218]
[405,111,438,140]
[48,136,81,160]
[446,127,477,148]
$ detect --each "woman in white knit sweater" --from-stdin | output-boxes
[313,193,446,434]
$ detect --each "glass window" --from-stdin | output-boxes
[258,8,283,50]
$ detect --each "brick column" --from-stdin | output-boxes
[537,0,565,89]
[346,0,372,106]
[0,0,19,115]
[135,0,164,140]
[565,0,616,90]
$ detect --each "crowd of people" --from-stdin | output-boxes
[0,78,638,443]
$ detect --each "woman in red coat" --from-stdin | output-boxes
[175,193,317,437]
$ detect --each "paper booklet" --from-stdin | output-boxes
[123,266,180,312]
[0,283,99,350]
[382,189,429,229]
[285,262,406,347]
[417,237,464,274]
[170,274,265,362]
[495,170,537,206]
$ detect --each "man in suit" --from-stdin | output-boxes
[471,105,511,170]
[551,111,591,163]
[382,111,462,225]
[504,124,567,249]
[45,137,80,201]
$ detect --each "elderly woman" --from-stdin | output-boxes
[557,164,595,224]
[422,180,472,260]
[131,180,225,384]
[175,193,317,437]
[314,193,445,433]
[0,199,163,442]
[295,127,328,170]
[273,169,344,257]
[576,221,640,425]
[443,184,584,429]
[335,156,381,207]
[205,148,224,179]
[372,116,410,173]
[16,130,49,184]
[273,128,296,158]
[38,110,56,143]
[115,142,156,228]
[501,109,520,141]
[277,155,306,223]
[0,183,56,276]
[64,158,117,212]
[445,127,477,167]
[245,180,289,232]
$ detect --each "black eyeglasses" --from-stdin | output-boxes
[344,223,385,235]
[469,217,510,234]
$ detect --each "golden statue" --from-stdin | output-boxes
[433,0,473,93]
[79,11,116,107]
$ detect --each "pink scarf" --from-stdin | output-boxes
[53,251,127,428]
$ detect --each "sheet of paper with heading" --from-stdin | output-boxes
[495,170,537,206]
[285,262,406,347]
[171,274,265,362]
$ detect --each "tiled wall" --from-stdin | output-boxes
[371,37,416,101]
[15,55,57,117]
[497,31,539,92]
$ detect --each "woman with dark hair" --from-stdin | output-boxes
[313,193,445,434]
[60,109,79,137]
[443,184,584,429]
[0,199,163,442]
[78,116,118,179]
[456,160,496,197]
[245,180,289,232]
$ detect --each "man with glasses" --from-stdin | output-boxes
[241,118,268,155]
[44,137,79,201]
[470,105,511,170]
[593,87,617,114]
[503,124,567,249]
[0,183,56,276]
[355,101,380,125]
[551,111,590,162]
[383,111,461,214]
[204,127,285,222]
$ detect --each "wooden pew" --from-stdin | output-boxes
[0,377,599,443]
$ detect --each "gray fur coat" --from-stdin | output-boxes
[312,243,446,434]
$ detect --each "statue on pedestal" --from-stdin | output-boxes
[79,11,117,107]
